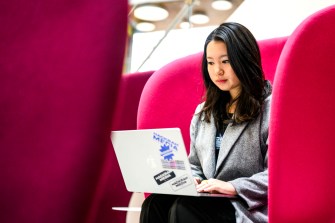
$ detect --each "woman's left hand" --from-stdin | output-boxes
[196,178,237,196]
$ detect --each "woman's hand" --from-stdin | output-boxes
[196,178,237,195]
[193,177,202,185]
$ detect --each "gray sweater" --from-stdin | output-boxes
[189,93,271,223]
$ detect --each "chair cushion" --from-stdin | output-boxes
[269,5,335,222]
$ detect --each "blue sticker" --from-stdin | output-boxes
[160,144,174,160]
[153,132,179,161]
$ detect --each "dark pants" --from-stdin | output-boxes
[140,194,236,223]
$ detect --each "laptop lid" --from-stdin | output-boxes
[111,128,235,198]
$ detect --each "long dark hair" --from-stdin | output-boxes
[200,22,266,129]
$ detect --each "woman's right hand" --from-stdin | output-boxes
[196,178,237,195]
[193,177,202,185]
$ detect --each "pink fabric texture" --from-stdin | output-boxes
[113,71,155,131]
[137,37,287,155]
[0,1,128,223]
[137,53,205,153]
[269,5,335,223]
[258,37,288,84]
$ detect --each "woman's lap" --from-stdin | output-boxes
[140,194,236,223]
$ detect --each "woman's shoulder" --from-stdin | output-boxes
[260,94,272,125]
[194,101,205,113]
[264,94,272,106]
[263,80,272,105]
[191,101,206,124]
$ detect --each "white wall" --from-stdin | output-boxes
[227,0,335,40]
[130,0,335,73]
[130,26,215,72]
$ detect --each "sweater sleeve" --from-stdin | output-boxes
[229,96,270,210]
[188,103,206,180]
[229,155,268,210]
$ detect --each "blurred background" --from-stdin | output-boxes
[127,0,335,72]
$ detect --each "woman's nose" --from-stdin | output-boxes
[215,66,224,75]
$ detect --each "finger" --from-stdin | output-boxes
[196,180,208,188]
[204,185,219,194]
[207,178,216,184]
[196,183,210,192]
[193,178,199,185]
[201,180,208,184]
[196,183,206,190]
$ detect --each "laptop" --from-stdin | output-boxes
[111,128,235,198]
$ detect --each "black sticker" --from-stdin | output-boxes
[153,170,176,185]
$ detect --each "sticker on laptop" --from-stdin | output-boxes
[153,170,176,185]
[153,132,185,170]
[161,159,185,170]
[170,174,192,191]
[153,132,179,161]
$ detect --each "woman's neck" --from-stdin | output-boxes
[227,100,236,114]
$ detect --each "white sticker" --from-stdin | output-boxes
[169,175,192,191]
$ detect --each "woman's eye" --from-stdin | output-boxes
[207,61,214,65]
[222,60,230,64]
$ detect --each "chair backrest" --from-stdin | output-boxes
[258,36,287,84]
[137,52,204,152]
[269,5,335,223]
[0,1,128,223]
[113,71,155,131]
[96,70,154,223]
[137,37,287,153]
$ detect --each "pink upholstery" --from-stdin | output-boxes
[95,71,154,223]
[258,37,287,84]
[137,37,287,154]
[113,71,155,131]
[0,1,128,223]
[269,5,335,223]
[137,53,204,152]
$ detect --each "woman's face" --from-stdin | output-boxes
[206,40,241,99]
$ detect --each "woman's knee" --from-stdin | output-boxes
[169,197,200,222]
[142,194,177,209]
[140,194,178,223]
[141,194,156,210]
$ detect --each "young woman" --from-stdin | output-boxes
[140,22,271,223]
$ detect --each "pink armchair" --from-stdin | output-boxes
[136,36,286,204]
[0,0,128,223]
[269,5,335,222]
